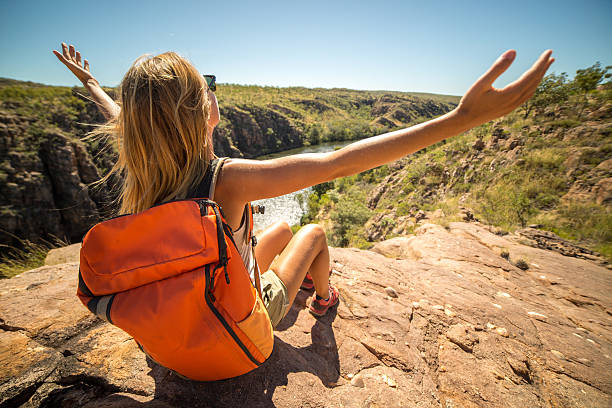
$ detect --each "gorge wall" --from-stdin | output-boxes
[0,79,457,255]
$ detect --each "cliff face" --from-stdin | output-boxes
[214,105,303,158]
[0,222,610,407]
[0,111,112,249]
[0,80,457,253]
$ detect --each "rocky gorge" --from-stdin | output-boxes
[1,221,610,407]
[302,88,612,259]
[0,79,457,259]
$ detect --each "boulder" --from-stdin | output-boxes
[44,243,82,266]
[415,210,427,222]
[1,222,610,407]
[594,177,612,205]
[472,139,485,151]
[504,137,523,151]
[372,236,418,260]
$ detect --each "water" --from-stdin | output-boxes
[251,141,354,232]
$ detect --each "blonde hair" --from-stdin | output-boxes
[96,52,214,214]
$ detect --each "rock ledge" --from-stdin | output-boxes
[1,222,610,407]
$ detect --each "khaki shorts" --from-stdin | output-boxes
[260,270,290,328]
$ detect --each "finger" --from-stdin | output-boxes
[76,51,82,66]
[504,53,554,110]
[69,44,76,60]
[84,59,90,72]
[504,50,553,96]
[516,55,555,103]
[62,42,70,59]
[476,50,516,89]
[52,49,67,63]
[526,54,555,90]
[53,49,72,68]
[521,50,553,87]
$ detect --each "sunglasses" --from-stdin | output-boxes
[203,74,216,92]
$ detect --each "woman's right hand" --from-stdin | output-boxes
[52,42,96,86]
[53,42,120,120]
[455,49,554,130]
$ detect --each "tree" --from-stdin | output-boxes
[523,72,570,118]
[574,62,610,93]
[574,62,611,117]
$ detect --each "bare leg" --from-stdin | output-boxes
[269,224,331,309]
[254,221,293,272]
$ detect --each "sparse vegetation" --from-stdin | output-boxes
[514,259,530,270]
[0,237,66,279]
[301,62,612,260]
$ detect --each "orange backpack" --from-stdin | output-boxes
[77,160,274,381]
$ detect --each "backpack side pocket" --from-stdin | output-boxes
[236,295,274,359]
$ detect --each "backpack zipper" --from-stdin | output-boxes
[204,264,261,366]
[200,201,261,365]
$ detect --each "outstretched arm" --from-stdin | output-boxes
[219,50,554,203]
[53,43,120,121]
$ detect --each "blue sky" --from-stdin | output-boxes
[1,0,610,95]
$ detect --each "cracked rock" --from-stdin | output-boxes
[1,221,611,407]
[446,324,478,353]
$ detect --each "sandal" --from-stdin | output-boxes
[309,285,340,317]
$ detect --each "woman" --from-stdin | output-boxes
[53,43,553,327]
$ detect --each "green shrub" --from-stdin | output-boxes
[397,201,413,217]
[312,181,334,196]
[595,243,612,260]
[475,183,536,228]
[524,148,566,172]
[403,161,427,184]
[402,182,415,194]
[361,165,390,184]
[541,202,612,244]
[550,119,581,129]
[329,189,372,247]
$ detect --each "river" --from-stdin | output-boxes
[251,141,354,232]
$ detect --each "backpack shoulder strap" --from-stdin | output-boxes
[192,158,227,200]
[247,203,263,298]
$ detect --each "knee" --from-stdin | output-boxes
[299,224,327,246]
[273,221,293,242]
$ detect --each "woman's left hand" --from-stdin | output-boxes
[455,49,554,129]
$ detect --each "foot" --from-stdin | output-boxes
[300,272,314,291]
[309,285,339,317]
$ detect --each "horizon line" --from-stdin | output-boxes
[0,76,462,99]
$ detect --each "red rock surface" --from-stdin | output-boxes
[0,222,610,407]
